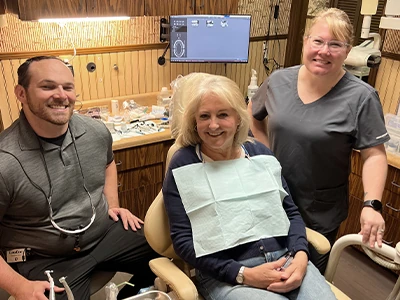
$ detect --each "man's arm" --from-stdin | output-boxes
[359,144,387,248]
[0,257,62,299]
[104,160,144,231]
[247,100,270,148]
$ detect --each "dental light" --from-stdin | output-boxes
[344,0,400,77]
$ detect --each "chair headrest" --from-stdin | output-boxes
[144,143,181,260]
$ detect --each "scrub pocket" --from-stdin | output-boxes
[311,184,348,232]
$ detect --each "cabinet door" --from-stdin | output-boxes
[87,0,145,17]
[145,0,193,16]
[17,0,86,20]
[196,0,239,15]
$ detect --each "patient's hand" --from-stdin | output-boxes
[267,250,308,293]
[242,257,287,289]
[108,207,144,231]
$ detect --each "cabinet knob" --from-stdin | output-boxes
[391,180,400,188]
[115,160,122,166]
[117,182,122,188]
[386,203,400,212]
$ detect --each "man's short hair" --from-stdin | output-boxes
[17,56,65,89]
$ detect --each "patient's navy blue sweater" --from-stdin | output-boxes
[163,140,309,285]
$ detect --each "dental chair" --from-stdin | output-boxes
[325,234,400,300]
[144,143,350,300]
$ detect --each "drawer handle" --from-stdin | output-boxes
[115,160,122,166]
[383,239,393,245]
[391,181,400,188]
[117,182,122,188]
[386,203,400,212]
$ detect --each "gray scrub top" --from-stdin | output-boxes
[252,65,389,233]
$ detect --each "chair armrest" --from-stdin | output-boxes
[326,282,351,300]
[306,227,331,255]
[149,257,199,300]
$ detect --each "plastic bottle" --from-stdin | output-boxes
[157,87,170,107]
[247,69,259,101]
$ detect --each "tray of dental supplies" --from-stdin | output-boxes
[384,113,400,155]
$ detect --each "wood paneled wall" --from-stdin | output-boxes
[0,39,286,129]
[375,57,400,115]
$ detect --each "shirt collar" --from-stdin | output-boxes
[18,111,86,151]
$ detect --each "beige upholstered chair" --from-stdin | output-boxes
[144,144,350,300]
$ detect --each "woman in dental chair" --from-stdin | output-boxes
[163,73,336,300]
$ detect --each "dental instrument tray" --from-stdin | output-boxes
[122,290,172,300]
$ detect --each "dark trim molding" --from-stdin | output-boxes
[0,43,166,60]
[0,36,288,61]
[251,35,288,42]
[284,0,309,67]
[382,52,400,61]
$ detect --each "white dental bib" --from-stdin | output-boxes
[172,145,290,257]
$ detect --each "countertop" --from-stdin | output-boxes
[387,151,400,169]
[112,128,173,151]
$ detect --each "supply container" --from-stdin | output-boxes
[111,100,120,116]
[157,87,171,107]
[247,69,259,101]
[384,113,400,154]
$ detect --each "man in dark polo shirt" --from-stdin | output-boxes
[0,56,157,299]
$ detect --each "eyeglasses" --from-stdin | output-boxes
[307,36,349,53]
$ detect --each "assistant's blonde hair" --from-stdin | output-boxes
[171,73,251,148]
[305,8,354,45]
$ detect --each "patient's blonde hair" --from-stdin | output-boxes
[171,73,251,148]
[305,8,354,45]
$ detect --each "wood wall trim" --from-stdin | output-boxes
[0,36,288,61]
[0,43,166,60]
[284,0,309,67]
[382,52,400,61]
[251,35,288,42]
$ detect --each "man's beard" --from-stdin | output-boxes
[26,95,73,126]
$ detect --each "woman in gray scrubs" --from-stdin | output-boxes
[249,8,389,274]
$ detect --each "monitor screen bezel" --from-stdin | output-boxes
[169,14,252,64]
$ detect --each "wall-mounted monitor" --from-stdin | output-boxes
[169,15,251,63]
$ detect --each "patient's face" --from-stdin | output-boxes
[195,94,240,158]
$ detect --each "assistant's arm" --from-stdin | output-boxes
[248,100,270,148]
[360,144,387,247]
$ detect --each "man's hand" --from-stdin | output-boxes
[13,280,64,300]
[267,251,308,293]
[242,257,287,288]
[108,207,144,231]
[359,207,385,248]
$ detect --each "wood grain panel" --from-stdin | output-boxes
[117,163,163,191]
[117,52,126,96]
[102,53,113,98]
[337,195,363,239]
[110,52,120,97]
[119,183,162,220]
[144,0,192,16]
[114,142,164,171]
[0,39,285,130]
[87,54,99,100]
[375,58,400,115]
[17,0,85,20]
[348,173,364,200]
